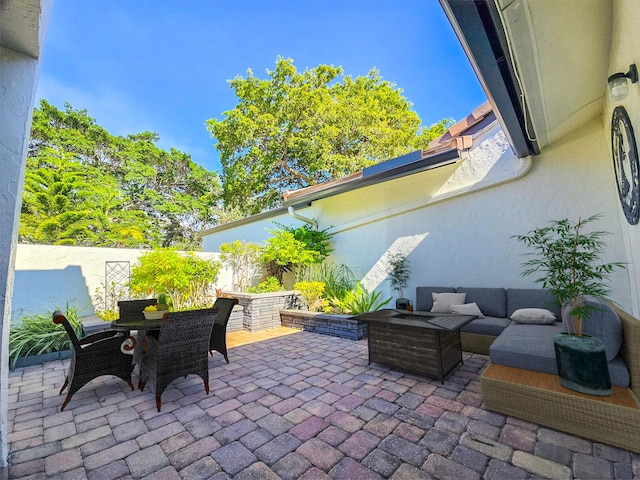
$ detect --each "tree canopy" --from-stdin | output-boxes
[207,57,452,216]
[24,100,222,248]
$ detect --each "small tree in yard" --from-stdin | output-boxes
[219,240,262,291]
[130,248,220,310]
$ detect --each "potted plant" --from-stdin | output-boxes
[388,253,411,310]
[514,214,625,395]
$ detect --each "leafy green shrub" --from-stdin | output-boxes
[388,253,411,298]
[261,229,316,284]
[332,282,391,314]
[293,281,326,311]
[298,262,355,301]
[220,240,262,291]
[246,276,284,293]
[130,248,220,309]
[9,303,83,367]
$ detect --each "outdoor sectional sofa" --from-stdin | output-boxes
[415,286,640,453]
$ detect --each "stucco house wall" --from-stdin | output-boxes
[605,0,640,317]
[202,118,632,313]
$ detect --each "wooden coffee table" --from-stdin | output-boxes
[353,309,476,382]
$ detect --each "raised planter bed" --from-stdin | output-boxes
[279,309,368,340]
[11,349,72,369]
[226,291,301,332]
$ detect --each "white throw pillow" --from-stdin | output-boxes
[510,308,556,325]
[449,302,484,318]
[431,292,467,313]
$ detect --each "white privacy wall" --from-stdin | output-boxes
[12,245,229,321]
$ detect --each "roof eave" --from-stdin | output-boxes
[439,0,539,158]
[282,147,462,209]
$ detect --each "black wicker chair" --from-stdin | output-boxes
[138,308,216,412]
[210,297,239,363]
[117,298,157,370]
[53,311,135,411]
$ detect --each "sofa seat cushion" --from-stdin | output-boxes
[506,288,561,319]
[456,287,507,318]
[461,316,511,336]
[490,322,630,387]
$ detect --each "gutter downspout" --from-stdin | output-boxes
[288,206,318,229]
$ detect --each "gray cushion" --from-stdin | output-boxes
[565,296,622,361]
[461,316,511,336]
[415,287,455,311]
[490,322,629,387]
[490,322,563,375]
[506,288,561,319]
[456,287,506,318]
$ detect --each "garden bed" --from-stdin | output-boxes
[10,349,72,369]
[279,309,368,340]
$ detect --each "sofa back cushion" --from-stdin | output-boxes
[455,287,506,318]
[415,287,455,311]
[567,296,623,361]
[506,288,561,319]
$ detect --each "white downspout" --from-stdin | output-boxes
[288,206,318,229]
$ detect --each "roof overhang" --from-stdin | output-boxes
[440,0,612,155]
[283,147,462,209]
[1,0,50,58]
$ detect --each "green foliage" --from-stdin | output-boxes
[246,276,284,293]
[297,261,356,302]
[514,214,625,336]
[388,253,411,297]
[9,303,83,367]
[277,223,333,263]
[293,281,326,311]
[261,229,316,283]
[332,282,391,315]
[26,100,223,248]
[130,248,221,310]
[220,240,262,291]
[207,57,452,215]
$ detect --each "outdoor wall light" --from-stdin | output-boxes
[608,64,638,101]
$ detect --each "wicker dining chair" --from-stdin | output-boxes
[138,308,216,412]
[210,297,239,363]
[117,298,157,370]
[53,311,135,411]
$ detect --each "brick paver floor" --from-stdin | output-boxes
[7,328,640,479]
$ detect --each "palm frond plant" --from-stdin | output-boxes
[9,303,84,368]
[333,282,391,315]
[513,214,625,336]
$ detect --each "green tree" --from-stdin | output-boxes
[28,100,222,248]
[129,248,221,309]
[207,57,451,215]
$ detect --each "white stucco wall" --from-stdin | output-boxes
[0,0,53,467]
[606,0,640,317]
[204,119,632,313]
[12,245,232,321]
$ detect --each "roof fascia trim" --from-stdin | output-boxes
[283,148,461,209]
[440,0,539,157]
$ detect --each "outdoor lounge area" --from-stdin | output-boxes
[6,327,640,479]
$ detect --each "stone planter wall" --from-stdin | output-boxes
[227,291,301,332]
[227,305,245,332]
[279,309,368,340]
[11,350,72,370]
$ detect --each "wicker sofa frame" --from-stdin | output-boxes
[480,304,640,453]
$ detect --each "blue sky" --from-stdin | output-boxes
[37,1,486,173]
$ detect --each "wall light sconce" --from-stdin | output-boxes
[608,64,638,101]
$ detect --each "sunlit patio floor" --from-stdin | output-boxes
[7,327,640,479]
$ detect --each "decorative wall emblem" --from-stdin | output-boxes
[611,106,640,225]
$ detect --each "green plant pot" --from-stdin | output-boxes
[553,333,611,396]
